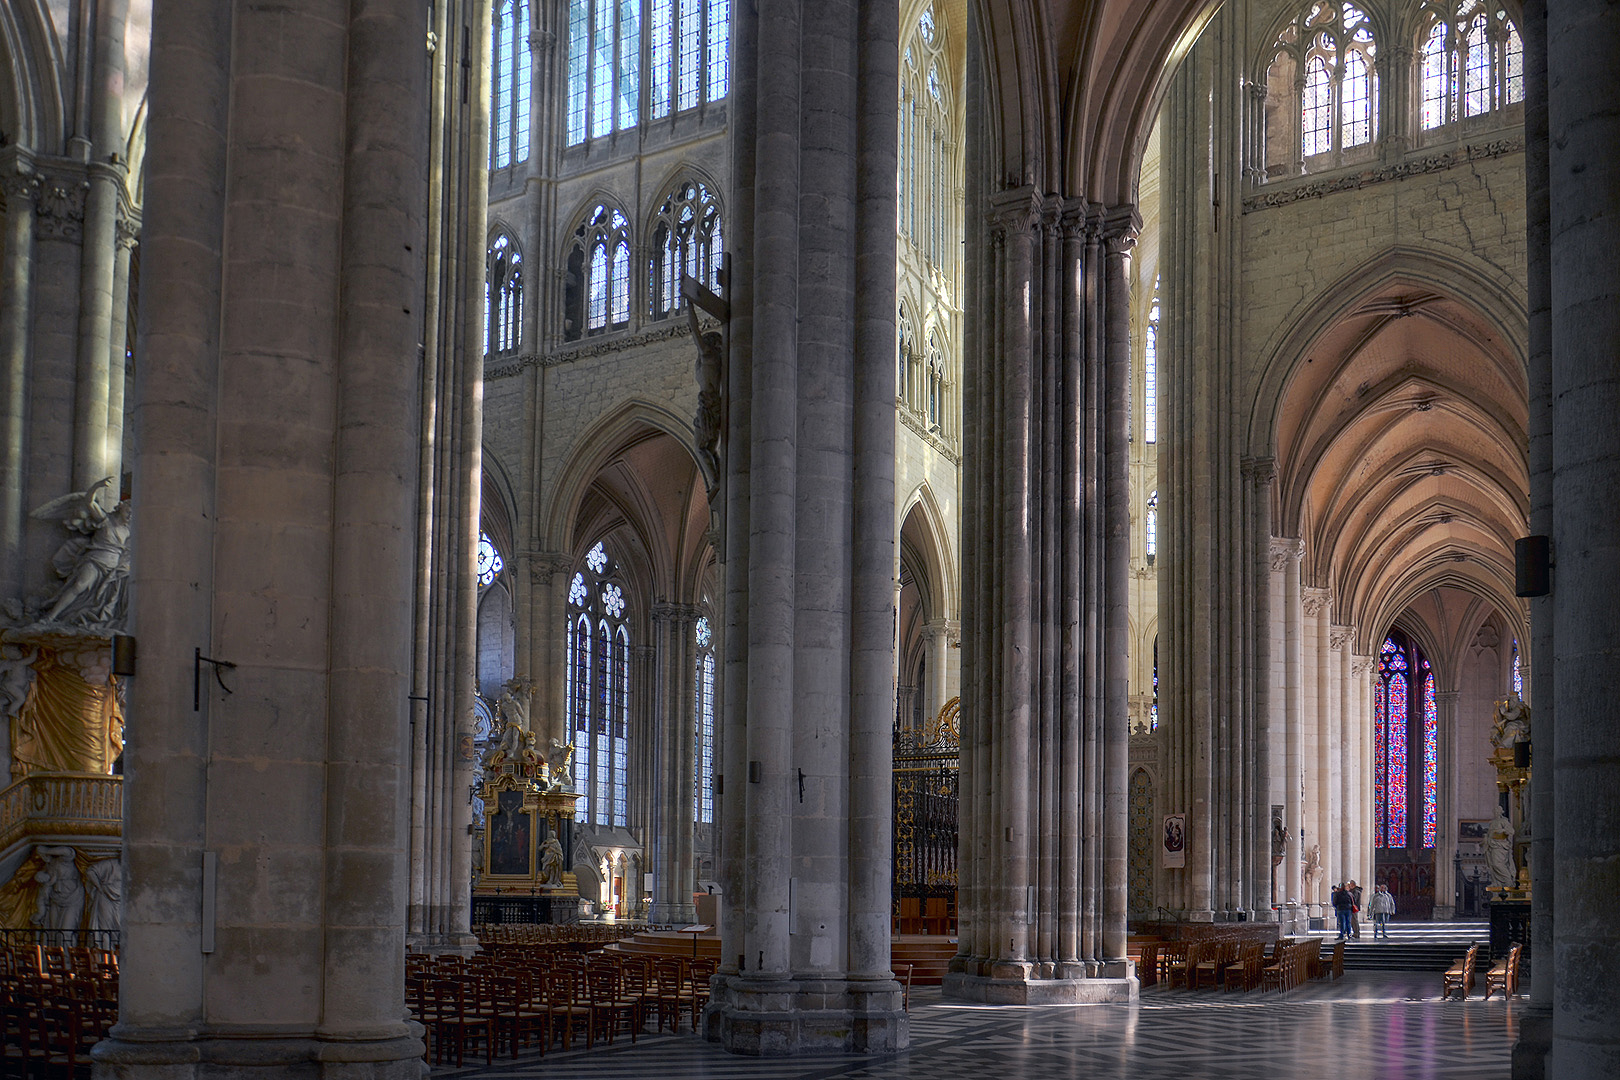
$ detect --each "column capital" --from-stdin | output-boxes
[1268,536,1295,572]
[526,551,574,585]
[1244,455,1278,486]
[1301,586,1331,618]
[115,211,141,250]
[33,174,88,242]
[1101,204,1141,252]
[986,186,1044,236]
[1330,625,1354,651]
[1351,655,1376,678]
[652,600,701,624]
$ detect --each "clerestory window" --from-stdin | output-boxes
[566,0,730,147]
[1263,3,1378,175]
[1417,2,1523,132]
[564,204,632,341]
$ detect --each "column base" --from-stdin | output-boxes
[403,931,479,956]
[92,1028,427,1080]
[943,961,1138,1005]
[1511,1004,1551,1080]
[706,975,908,1055]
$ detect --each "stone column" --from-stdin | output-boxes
[1302,585,1329,904]
[708,0,905,1053]
[0,168,36,603]
[1514,2,1552,1075]
[945,195,1135,1004]
[1546,1,1620,1072]
[1248,461,1276,919]
[104,213,139,484]
[1331,627,1352,884]
[1283,541,1304,903]
[1432,688,1458,919]
[95,3,429,1077]
[1351,654,1375,896]
[651,601,698,924]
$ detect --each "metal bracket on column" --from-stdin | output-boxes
[797,768,805,803]
[194,647,237,711]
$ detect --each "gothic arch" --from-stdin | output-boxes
[640,161,726,237]
[1247,244,1527,454]
[0,0,65,151]
[898,481,958,621]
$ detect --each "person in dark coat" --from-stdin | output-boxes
[1331,882,1353,939]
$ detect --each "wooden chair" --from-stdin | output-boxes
[1166,942,1205,989]
[1223,942,1267,992]
[586,960,640,1044]
[429,977,493,1067]
[687,958,717,1027]
[1193,940,1238,989]
[650,959,689,1034]
[490,972,551,1058]
[897,963,914,1012]
[1483,944,1522,1000]
[540,967,594,1050]
[1137,941,1161,988]
[1442,943,1480,1000]
[1326,939,1344,980]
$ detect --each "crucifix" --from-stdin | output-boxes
[683,256,730,556]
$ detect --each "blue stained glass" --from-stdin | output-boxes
[591,0,615,138]
[618,0,639,130]
[1512,639,1522,696]
[651,0,673,118]
[706,0,730,102]
[1374,663,1387,847]
[1423,663,1437,848]
[678,0,700,110]
[1388,670,1407,847]
[567,0,589,143]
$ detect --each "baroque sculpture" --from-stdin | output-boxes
[20,478,132,631]
[686,305,724,494]
[1490,694,1531,751]
[1484,809,1517,888]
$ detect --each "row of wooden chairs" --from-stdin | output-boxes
[1,944,119,1076]
[406,947,716,1065]
[1137,924,1281,988]
[472,923,645,946]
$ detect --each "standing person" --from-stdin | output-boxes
[1369,883,1396,939]
[1348,879,1364,939]
[1331,882,1353,940]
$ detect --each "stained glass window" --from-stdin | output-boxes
[1144,278,1159,444]
[492,1,532,169]
[1422,660,1437,848]
[650,181,723,319]
[1267,2,1378,167]
[476,532,504,588]
[1512,638,1522,697]
[1145,491,1158,562]
[485,232,523,355]
[566,541,630,825]
[1417,3,1523,131]
[568,0,727,145]
[898,6,949,269]
[694,616,715,823]
[566,206,632,340]
[1376,632,1437,851]
[1151,636,1159,732]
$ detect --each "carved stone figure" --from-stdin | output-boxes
[1491,694,1531,751]
[84,857,123,933]
[540,836,565,886]
[687,305,723,492]
[1302,843,1322,896]
[0,644,36,724]
[31,847,84,931]
[25,479,132,630]
[1485,810,1517,887]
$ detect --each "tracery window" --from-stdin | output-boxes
[1145,491,1158,564]
[564,204,632,341]
[694,615,715,824]
[649,180,723,319]
[1418,2,1523,131]
[899,6,952,269]
[1374,632,1437,851]
[486,231,523,355]
[491,0,532,168]
[925,332,944,430]
[1263,3,1378,173]
[476,532,504,588]
[896,305,914,402]
[567,0,730,147]
[1143,276,1159,444]
[566,541,631,826]
[1511,638,1522,697]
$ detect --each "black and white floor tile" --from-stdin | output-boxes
[434,969,1518,1080]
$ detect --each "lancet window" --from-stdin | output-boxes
[649,180,723,319]
[1145,491,1158,564]
[694,615,715,824]
[1263,3,1378,173]
[566,541,631,826]
[1374,631,1437,851]
[899,6,953,270]
[566,0,730,147]
[1511,638,1522,697]
[491,1,532,168]
[1417,2,1523,131]
[925,332,944,430]
[564,204,632,340]
[1143,277,1159,444]
[486,231,523,355]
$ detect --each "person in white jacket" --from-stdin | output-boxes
[1369,883,1396,939]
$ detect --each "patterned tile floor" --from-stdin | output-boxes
[434,969,1519,1080]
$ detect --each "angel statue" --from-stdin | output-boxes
[25,478,131,630]
[1491,694,1531,751]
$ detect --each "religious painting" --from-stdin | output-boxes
[1458,819,1489,842]
[487,788,532,877]
[1162,813,1186,869]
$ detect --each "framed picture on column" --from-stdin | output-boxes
[1163,814,1186,869]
